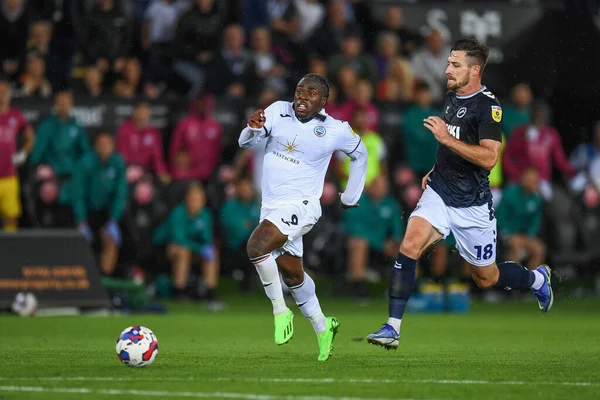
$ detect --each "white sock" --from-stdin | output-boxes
[387,317,401,334]
[289,272,326,334]
[251,253,288,315]
[530,270,545,291]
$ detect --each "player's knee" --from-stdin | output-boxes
[472,274,495,289]
[399,237,422,259]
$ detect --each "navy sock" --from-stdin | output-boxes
[389,252,417,319]
[495,261,535,290]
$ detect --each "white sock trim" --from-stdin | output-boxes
[531,270,544,291]
[387,317,401,334]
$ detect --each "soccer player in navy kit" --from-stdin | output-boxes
[367,39,553,350]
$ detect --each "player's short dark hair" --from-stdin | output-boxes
[451,38,489,74]
[300,73,330,101]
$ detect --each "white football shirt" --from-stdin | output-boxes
[239,101,366,209]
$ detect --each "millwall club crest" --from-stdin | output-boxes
[457,107,467,118]
[314,126,326,137]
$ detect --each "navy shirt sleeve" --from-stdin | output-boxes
[477,97,503,142]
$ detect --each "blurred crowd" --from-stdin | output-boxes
[1,0,599,307]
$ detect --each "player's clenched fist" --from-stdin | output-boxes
[423,116,452,146]
[248,109,266,129]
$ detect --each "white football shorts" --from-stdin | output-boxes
[260,199,322,258]
[410,186,497,266]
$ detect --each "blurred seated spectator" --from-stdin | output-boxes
[292,0,325,45]
[570,121,600,180]
[335,107,387,189]
[503,102,576,200]
[308,54,327,77]
[410,28,449,103]
[342,176,404,299]
[80,0,134,86]
[169,93,222,182]
[219,177,260,291]
[206,24,260,98]
[40,0,82,91]
[401,84,440,177]
[375,6,421,57]
[376,57,415,103]
[373,31,400,80]
[336,65,358,103]
[113,59,142,98]
[116,100,170,184]
[30,91,90,201]
[153,181,221,307]
[328,31,377,87]
[0,78,34,231]
[496,167,546,270]
[308,0,355,58]
[142,0,189,96]
[502,83,533,139]
[338,79,379,132]
[72,132,128,276]
[17,56,52,98]
[250,26,288,95]
[26,21,52,60]
[77,66,105,98]
[0,0,31,82]
[173,0,227,96]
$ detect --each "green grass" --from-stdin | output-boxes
[0,295,599,400]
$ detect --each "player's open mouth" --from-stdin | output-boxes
[297,103,308,112]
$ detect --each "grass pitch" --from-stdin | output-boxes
[0,294,599,400]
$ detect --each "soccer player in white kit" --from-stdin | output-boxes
[238,74,368,361]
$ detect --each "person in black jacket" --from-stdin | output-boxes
[173,0,227,96]
[205,24,260,98]
[80,0,133,86]
[0,0,31,82]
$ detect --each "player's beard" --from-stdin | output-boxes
[447,74,470,91]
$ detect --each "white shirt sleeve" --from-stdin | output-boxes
[238,102,278,148]
[336,122,368,206]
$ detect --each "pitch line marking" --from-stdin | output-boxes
[0,385,436,400]
[0,377,598,387]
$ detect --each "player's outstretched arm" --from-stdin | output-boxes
[340,140,368,207]
[424,116,500,170]
[238,108,269,148]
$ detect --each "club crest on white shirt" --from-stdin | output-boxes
[314,126,326,137]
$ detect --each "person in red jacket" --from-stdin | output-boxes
[503,102,576,199]
[116,100,170,184]
[169,93,223,182]
[337,79,380,132]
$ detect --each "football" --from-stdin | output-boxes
[115,325,159,367]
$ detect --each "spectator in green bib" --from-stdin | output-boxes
[495,167,545,270]
[335,107,387,188]
[343,175,404,299]
[502,83,532,139]
[153,182,221,308]
[30,91,91,203]
[72,132,127,276]
[220,177,260,291]
[401,83,440,178]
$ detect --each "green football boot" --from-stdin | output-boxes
[317,317,340,361]
[274,309,294,345]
